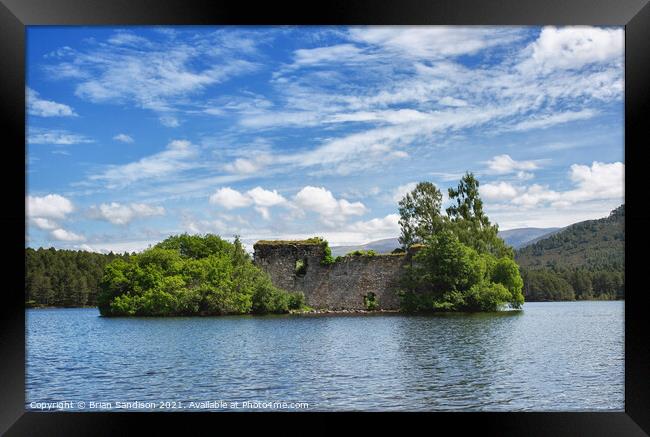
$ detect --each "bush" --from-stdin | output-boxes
[98,234,298,317]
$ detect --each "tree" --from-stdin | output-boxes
[400,229,521,312]
[447,172,512,258]
[97,234,305,317]
[398,182,445,248]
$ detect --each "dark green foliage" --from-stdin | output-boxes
[516,205,624,300]
[320,240,336,265]
[363,292,379,310]
[515,205,624,271]
[25,247,129,307]
[399,230,523,312]
[97,234,303,317]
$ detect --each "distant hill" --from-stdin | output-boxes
[332,226,560,256]
[515,205,624,271]
[330,238,400,257]
[498,227,561,249]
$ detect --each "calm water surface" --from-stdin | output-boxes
[26,301,624,411]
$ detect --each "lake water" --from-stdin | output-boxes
[26,301,624,411]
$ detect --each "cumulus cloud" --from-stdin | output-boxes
[88,202,165,225]
[522,26,623,73]
[27,194,74,219]
[31,217,58,230]
[50,228,86,242]
[480,182,519,201]
[483,161,624,208]
[27,88,77,117]
[209,186,287,219]
[485,154,540,174]
[294,186,367,225]
[209,187,253,209]
[113,133,134,143]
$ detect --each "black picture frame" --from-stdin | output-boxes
[2,0,648,435]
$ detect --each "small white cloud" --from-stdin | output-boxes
[486,154,540,174]
[246,187,286,207]
[480,182,519,201]
[27,88,77,117]
[50,228,86,242]
[88,202,165,225]
[31,217,58,230]
[113,134,134,143]
[28,128,93,145]
[209,187,253,209]
[294,186,367,225]
[27,194,74,220]
[159,115,180,127]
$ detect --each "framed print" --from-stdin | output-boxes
[1,0,649,435]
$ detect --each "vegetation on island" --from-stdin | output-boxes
[98,234,305,316]
[397,173,524,312]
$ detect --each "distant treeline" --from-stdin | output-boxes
[520,267,624,301]
[25,247,130,307]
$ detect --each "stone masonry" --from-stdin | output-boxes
[253,241,415,310]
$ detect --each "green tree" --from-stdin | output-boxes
[398,182,445,248]
[447,172,512,258]
[97,234,304,317]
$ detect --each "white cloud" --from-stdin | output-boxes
[50,228,86,242]
[209,186,287,219]
[246,187,286,207]
[27,194,74,219]
[91,140,198,187]
[293,44,365,66]
[31,217,58,230]
[47,31,261,126]
[27,88,77,117]
[512,109,597,131]
[523,26,623,73]
[113,134,134,143]
[485,161,624,209]
[439,96,468,107]
[209,187,253,209]
[294,186,367,225]
[223,154,273,174]
[88,202,165,225]
[391,182,418,202]
[486,154,540,174]
[348,27,524,59]
[480,182,519,201]
[28,128,93,145]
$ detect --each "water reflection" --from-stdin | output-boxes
[26,302,623,411]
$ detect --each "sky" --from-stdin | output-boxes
[26,26,625,253]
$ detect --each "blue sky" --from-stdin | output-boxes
[26,26,625,253]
